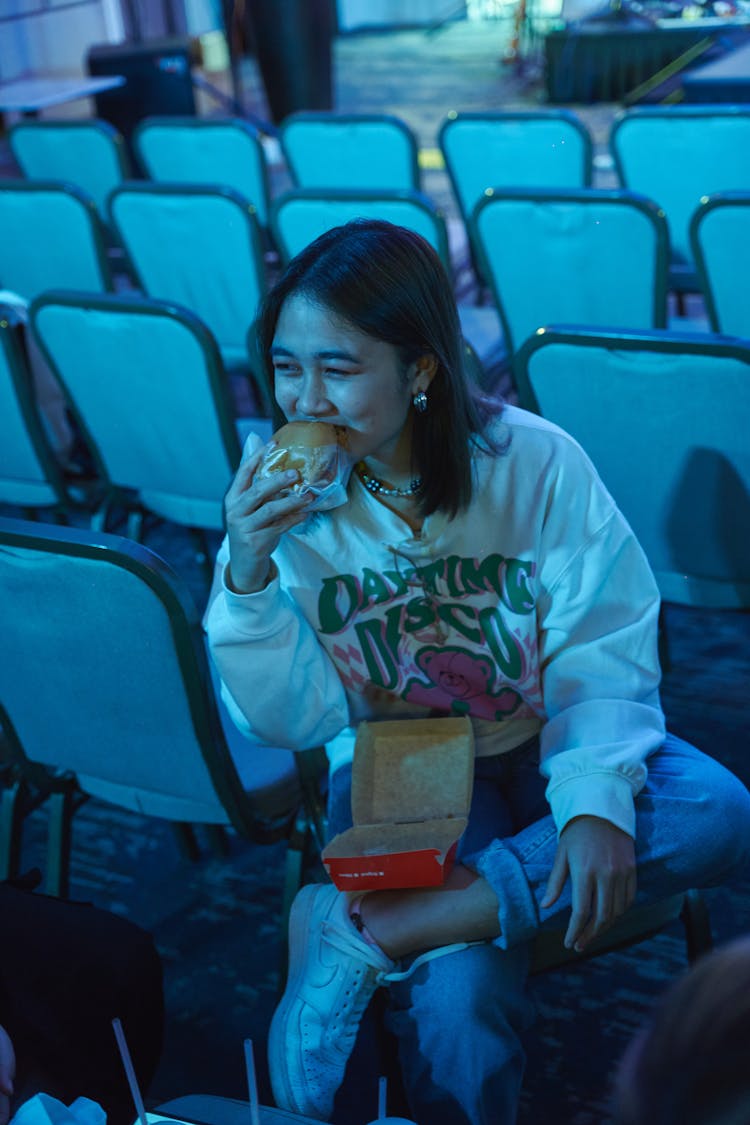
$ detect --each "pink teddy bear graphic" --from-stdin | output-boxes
[403,645,522,721]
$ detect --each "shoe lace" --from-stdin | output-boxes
[382,940,486,983]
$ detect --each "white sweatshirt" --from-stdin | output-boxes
[206,405,665,838]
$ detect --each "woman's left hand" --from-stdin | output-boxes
[540,814,637,953]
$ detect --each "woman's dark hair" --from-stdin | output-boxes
[612,935,750,1125]
[256,219,505,517]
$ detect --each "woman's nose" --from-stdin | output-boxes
[296,372,331,417]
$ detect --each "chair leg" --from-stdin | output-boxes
[278,809,310,991]
[126,508,145,542]
[295,747,328,855]
[45,786,77,898]
[172,821,202,861]
[658,603,671,674]
[0,779,28,881]
[203,823,231,857]
[681,889,713,964]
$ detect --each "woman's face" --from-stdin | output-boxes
[270,292,430,471]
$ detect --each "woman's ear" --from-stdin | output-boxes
[410,353,438,394]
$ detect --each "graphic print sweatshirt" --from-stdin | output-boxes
[206,406,666,838]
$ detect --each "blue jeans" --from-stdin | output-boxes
[327,734,750,1125]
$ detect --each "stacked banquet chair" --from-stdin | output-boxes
[468,187,674,382]
[0,180,118,502]
[690,192,750,339]
[436,109,599,392]
[516,324,750,641]
[7,117,131,228]
[108,182,273,417]
[27,289,269,550]
[610,106,750,313]
[132,116,275,245]
[0,179,114,299]
[438,107,594,290]
[279,111,422,192]
[0,516,327,964]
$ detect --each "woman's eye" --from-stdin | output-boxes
[273,362,300,376]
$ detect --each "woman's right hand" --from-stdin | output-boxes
[224,444,314,594]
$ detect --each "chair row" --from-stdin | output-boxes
[1,176,746,383]
[4,285,750,612]
[8,105,750,290]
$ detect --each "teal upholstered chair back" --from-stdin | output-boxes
[132,116,273,227]
[610,106,750,286]
[270,187,452,269]
[8,118,130,218]
[0,181,112,300]
[108,183,269,382]
[279,111,421,191]
[0,518,327,911]
[438,109,593,224]
[29,291,241,530]
[0,520,245,822]
[690,192,750,338]
[0,313,67,511]
[471,188,669,360]
[516,326,750,609]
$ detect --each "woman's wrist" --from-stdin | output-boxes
[225,560,273,595]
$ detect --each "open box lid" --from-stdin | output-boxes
[351,716,474,826]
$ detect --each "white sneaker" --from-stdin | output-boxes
[268,882,395,1121]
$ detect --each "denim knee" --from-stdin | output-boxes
[635,734,750,889]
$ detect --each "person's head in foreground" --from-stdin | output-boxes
[612,934,750,1125]
[256,217,501,519]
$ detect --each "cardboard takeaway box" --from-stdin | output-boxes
[322,716,474,891]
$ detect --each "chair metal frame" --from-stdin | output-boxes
[689,190,750,337]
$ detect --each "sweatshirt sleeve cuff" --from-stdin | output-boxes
[219,561,285,636]
[546,770,641,839]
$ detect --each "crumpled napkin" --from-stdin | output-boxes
[10,1094,106,1125]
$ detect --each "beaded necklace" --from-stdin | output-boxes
[356,462,422,498]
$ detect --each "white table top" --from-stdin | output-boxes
[0,74,125,112]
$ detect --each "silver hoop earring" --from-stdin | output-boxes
[413,389,428,414]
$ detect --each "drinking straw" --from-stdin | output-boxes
[243,1038,261,1125]
[112,1018,148,1125]
[378,1075,387,1120]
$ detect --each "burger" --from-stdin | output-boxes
[257,421,348,496]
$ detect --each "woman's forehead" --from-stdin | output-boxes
[273,293,392,359]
